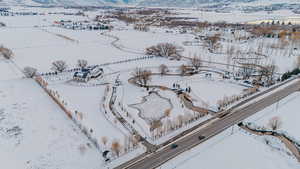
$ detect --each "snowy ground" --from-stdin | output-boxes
[0,59,23,80]
[1,5,300,169]
[1,9,299,74]
[47,83,128,146]
[161,127,300,169]
[148,73,247,110]
[161,90,300,169]
[0,79,103,169]
[131,92,172,122]
[246,91,300,140]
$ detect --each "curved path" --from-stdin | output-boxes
[128,72,214,115]
[129,91,174,125]
[100,31,144,55]
[240,123,300,162]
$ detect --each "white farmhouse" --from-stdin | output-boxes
[73,66,104,82]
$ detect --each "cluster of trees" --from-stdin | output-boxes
[136,9,161,15]
[77,59,88,69]
[23,66,37,78]
[250,26,275,37]
[0,45,13,59]
[178,64,198,76]
[159,64,169,75]
[151,111,206,139]
[145,43,182,60]
[221,41,279,83]
[217,86,259,109]
[50,59,89,73]
[281,67,300,81]
[204,33,221,51]
[132,68,152,86]
[101,135,139,158]
[190,54,202,70]
[114,14,138,24]
[51,60,68,72]
[281,55,300,81]
[268,116,282,131]
[134,24,149,32]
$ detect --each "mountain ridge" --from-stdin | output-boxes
[1,0,299,7]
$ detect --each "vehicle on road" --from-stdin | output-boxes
[198,135,205,140]
[170,144,178,149]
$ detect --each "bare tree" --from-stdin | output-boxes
[177,115,184,127]
[226,45,235,59]
[268,116,282,130]
[0,45,13,59]
[77,59,88,69]
[132,68,144,85]
[179,64,188,76]
[134,24,149,32]
[0,22,6,27]
[23,66,37,78]
[101,136,108,146]
[78,144,87,155]
[111,140,121,157]
[132,68,151,86]
[190,54,202,70]
[159,64,168,75]
[296,55,300,68]
[51,60,68,72]
[290,31,300,47]
[131,135,139,147]
[146,43,182,60]
[265,63,277,82]
[164,109,171,117]
[165,119,172,131]
[205,33,221,50]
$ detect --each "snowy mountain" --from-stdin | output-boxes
[0,0,141,6]
[139,0,300,7]
[1,0,299,7]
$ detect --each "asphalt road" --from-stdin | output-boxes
[115,79,300,169]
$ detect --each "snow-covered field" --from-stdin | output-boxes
[147,73,247,110]
[47,83,128,146]
[0,14,142,73]
[161,127,300,169]
[0,27,140,72]
[0,59,23,80]
[246,91,300,140]
[0,79,102,169]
